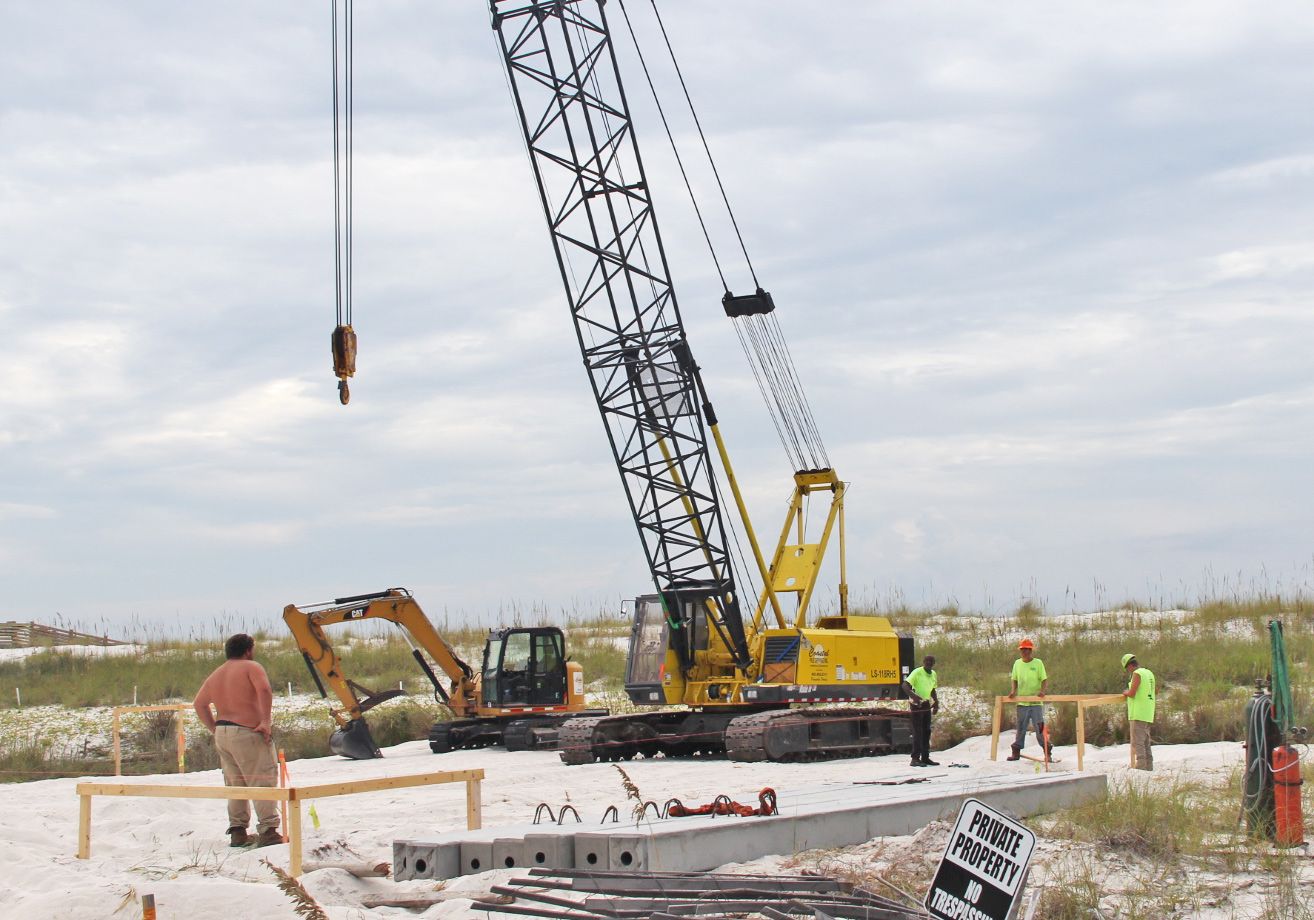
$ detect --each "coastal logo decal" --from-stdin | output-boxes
[925,798,1035,920]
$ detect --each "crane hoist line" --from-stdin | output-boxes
[488,0,915,764]
[329,0,357,405]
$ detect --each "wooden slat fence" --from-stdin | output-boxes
[0,621,126,648]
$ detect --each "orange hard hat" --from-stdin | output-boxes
[1018,638,1035,650]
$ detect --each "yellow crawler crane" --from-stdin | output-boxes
[283,588,602,759]
[487,2,914,765]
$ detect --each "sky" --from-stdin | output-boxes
[3,1,1313,635]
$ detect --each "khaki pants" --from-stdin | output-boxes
[215,725,279,832]
[1130,719,1153,771]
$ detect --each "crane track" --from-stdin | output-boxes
[558,707,913,764]
[557,716,606,765]
[723,710,797,762]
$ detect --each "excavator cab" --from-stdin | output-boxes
[481,627,569,707]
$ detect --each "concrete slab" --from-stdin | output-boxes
[394,771,1107,880]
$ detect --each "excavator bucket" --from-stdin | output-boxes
[329,718,382,760]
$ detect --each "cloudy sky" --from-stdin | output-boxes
[4,1,1313,634]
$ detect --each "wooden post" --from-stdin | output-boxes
[287,797,303,877]
[175,708,186,774]
[466,776,482,830]
[1076,700,1087,772]
[78,793,91,860]
[112,709,122,777]
[278,750,289,841]
[989,696,1003,761]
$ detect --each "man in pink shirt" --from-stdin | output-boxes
[193,634,281,847]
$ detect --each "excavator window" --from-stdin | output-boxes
[529,631,566,705]
[482,636,505,705]
[482,628,568,707]
[481,631,532,706]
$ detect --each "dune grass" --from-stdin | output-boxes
[0,596,1305,775]
[906,597,1311,746]
[787,767,1314,920]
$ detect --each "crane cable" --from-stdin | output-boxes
[617,0,828,472]
[329,0,357,405]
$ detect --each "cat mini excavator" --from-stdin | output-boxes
[283,588,604,759]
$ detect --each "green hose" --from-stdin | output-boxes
[1268,620,1294,736]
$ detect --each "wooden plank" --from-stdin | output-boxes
[291,769,485,800]
[299,860,390,878]
[466,777,482,830]
[78,794,91,859]
[76,782,289,801]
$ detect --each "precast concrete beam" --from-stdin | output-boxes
[394,772,1107,880]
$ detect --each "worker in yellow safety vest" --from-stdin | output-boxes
[902,655,940,768]
[1121,653,1156,771]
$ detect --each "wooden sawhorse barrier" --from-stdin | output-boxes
[76,768,483,876]
[989,694,1126,771]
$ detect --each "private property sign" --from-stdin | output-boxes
[925,798,1036,920]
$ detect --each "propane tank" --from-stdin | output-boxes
[1272,744,1305,847]
[1243,683,1278,839]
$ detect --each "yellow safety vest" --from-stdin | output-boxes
[1127,667,1155,723]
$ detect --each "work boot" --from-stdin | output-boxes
[922,758,941,767]
[911,758,924,767]
[254,828,284,848]
[227,826,249,848]
[1006,745,1021,762]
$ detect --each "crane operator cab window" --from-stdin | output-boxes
[482,628,568,707]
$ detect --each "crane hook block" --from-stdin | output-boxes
[332,324,357,404]
[332,324,357,377]
[722,288,775,318]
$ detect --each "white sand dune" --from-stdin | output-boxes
[0,733,1264,919]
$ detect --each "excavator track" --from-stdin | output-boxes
[428,721,454,754]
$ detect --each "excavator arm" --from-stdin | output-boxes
[282,587,478,758]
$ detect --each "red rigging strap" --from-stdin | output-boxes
[666,787,778,818]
